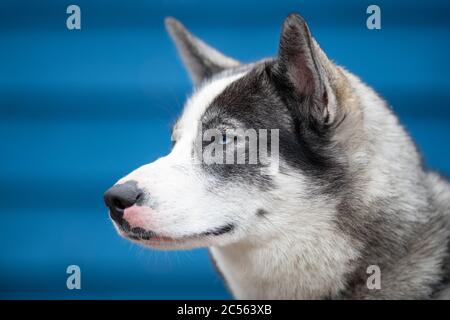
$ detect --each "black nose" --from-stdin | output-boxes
[104,181,143,222]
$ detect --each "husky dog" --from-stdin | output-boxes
[104,13,450,299]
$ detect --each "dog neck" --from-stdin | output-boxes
[210,217,358,299]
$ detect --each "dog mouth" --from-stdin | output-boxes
[117,219,235,243]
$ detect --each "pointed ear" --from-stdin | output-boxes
[165,17,240,86]
[275,14,336,126]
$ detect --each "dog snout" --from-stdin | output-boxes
[104,181,144,222]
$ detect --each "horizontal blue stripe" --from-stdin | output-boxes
[0,0,449,299]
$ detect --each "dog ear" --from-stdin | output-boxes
[275,13,336,127]
[165,17,240,86]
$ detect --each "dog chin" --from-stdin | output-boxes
[115,222,237,250]
[131,236,209,250]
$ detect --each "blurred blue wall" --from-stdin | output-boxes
[0,0,449,299]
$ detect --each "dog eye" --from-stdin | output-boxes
[221,133,239,145]
[218,133,239,145]
[218,134,231,145]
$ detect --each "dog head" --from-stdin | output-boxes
[104,14,357,250]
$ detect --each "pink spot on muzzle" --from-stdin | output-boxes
[123,205,154,228]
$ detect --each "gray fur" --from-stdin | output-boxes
[107,13,450,300]
[168,14,450,299]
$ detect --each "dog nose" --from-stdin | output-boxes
[104,181,143,222]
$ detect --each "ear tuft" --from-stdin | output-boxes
[164,17,182,32]
[165,17,240,86]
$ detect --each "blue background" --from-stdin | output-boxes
[0,0,449,299]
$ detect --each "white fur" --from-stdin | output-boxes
[115,70,359,297]
[211,165,359,299]
[116,72,251,249]
[113,61,449,299]
[172,72,248,155]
